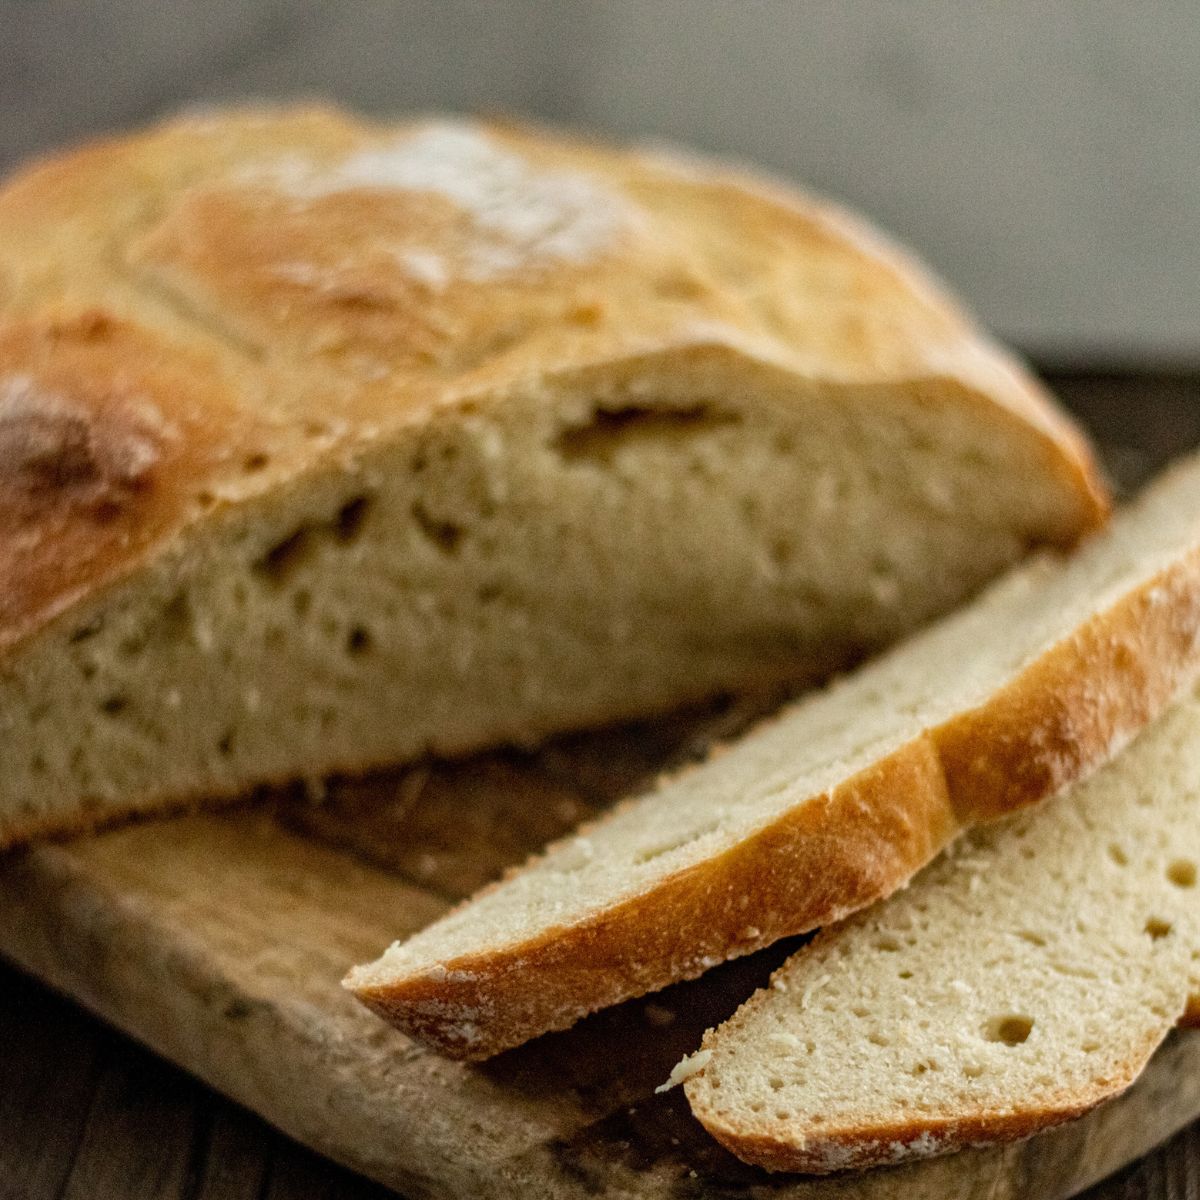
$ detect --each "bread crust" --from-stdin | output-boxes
[352,737,958,1055]
[0,105,1105,661]
[349,544,1200,1058]
[687,1047,1154,1174]
[685,857,1187,1172]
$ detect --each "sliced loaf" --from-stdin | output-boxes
[347,453,1200,1058]
[685,685,1200,1173]
[0,106,1103,845]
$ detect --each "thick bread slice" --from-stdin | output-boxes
[685,686,1200,1173]
[0,106,1103,846]
[347,454,1200,1059]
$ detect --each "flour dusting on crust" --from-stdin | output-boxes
[255,122,631,284]
[0,374,164,501]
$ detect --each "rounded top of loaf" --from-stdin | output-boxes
[0,104,1106,650]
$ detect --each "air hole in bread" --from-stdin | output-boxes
[632,820,721,865]
[1048,960,1099,981]
[411,501,465,554]
[345,625,373,656]
[99,694,129,716]
[1016,930,1047,947]
[1145,916,1173,940]
[334,495,373,542]
[768,1076,784,1092]
[254,494,375,584]
[243,452,270,473]
[1108,843,1130,866]
[217,729,235,756]
[769,538,794,568]
[1167,859,1197,888]
[985,1014,1034,1046]
[874,936,901,952]
[255,527,316,584]
[552,404,738,465]
[897,969,914,980]
[68,618,104,644]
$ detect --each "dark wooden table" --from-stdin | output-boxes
[1,370,1197,1200]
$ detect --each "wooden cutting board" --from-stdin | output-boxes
[0,694,1196,1200]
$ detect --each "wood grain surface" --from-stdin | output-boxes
[0,371,1198,1199]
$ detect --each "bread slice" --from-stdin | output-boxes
[347,454,1200,1058]
[684,685,1200,1173]
[0,106,1103,846]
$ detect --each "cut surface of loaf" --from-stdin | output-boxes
[347,454,1200,1059]
[685,685,1200,1173]
[0,106,1104,845]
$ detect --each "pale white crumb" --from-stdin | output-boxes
[655,1049,712,1094]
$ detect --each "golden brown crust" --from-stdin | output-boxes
[352,737,959,1057]
[0,312,273,650]
[938,556,1200,821]
[0,104,1105,659]
[349,539,1200,1059]
[695,1091,1107,1174]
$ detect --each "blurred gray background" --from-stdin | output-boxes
[2,0,1198,365]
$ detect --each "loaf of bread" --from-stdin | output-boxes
[347,454,1200,1058]
[685,684,1200,1173]
[0,106,1103,845]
